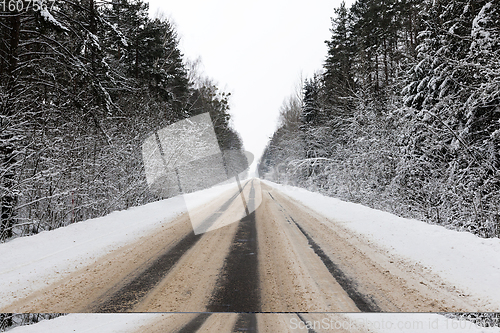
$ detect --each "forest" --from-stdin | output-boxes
[0,0,244,241]
[259,0,500,238]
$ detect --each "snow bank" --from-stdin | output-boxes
[264,181,500,309]
[0,182,238,308]
[8,314,161,333]
[342,313,500,333]
[9,313,500,332]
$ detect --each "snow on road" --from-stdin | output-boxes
[264,181,500,310]
[0,182,236,308]
[1,179,500,331]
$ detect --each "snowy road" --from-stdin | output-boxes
[1,179,497,313]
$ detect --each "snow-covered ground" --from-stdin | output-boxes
[6,313,500,332]
[7,314,161,333]
[264,180,500,310]
[339,313,500,333]
[2,179,500,331]
[0,182,239,309]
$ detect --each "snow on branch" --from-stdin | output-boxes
[36,0,69,32]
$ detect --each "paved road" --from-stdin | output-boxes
[2,179,478,314]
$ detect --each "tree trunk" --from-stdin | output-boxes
[9,14,20,75]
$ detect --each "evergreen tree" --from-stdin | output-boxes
[259,0,499,238]
[400,0,500,236]
[324,1,355,103]
[0,0,244,241]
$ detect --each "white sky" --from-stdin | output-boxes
[147,0,352,169]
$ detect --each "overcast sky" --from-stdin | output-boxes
[147,0,352,171]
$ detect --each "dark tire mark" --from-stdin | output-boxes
[208,182,260,312]
[232,313,258,332]
[195,180,250,234]
[87,183,250,312]
[296,313,318,333]
[268,192,380,312]
[91,230,203,312]
[176,313,211,333]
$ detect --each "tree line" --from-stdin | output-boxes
[0,0,244,241]
[259,0,499,238]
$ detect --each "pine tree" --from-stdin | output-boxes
[400,0,500,236]
[0,0,223,241]
[324,1,355,103]
[259,0,499,238]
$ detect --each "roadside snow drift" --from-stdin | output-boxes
[8,314,160,333]
[8,313,500,332]
[264,181,500,310]
[0,182,237,309]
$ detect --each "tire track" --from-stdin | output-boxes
[176,313,212,333]
[267,191,380,312]
[232,313,258,332]
[208,180,261,312]
[87,182,250,312]
[296,313,318,333]
[90,230,202,312]
[194,181,251,234]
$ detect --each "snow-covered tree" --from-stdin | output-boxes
[400,0,500,236]
[259,0,499,238]
[0,1,244,241]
